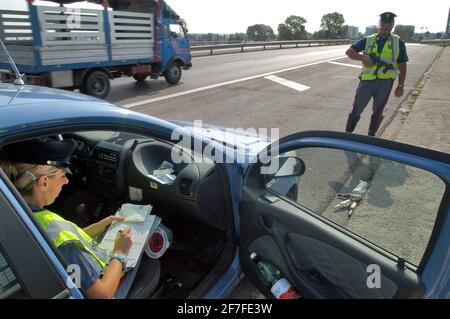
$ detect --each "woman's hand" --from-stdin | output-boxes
[104,215,125,226]
[83,215,125,238]
[87,225,132,299]
[113,227,132,256]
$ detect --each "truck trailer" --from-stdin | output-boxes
[0,0,192,98]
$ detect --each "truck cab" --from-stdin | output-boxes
[158,4,192,84]
[108,0,192,82]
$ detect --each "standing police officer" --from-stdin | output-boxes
[345,12,408,136]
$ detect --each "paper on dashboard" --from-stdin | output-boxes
[100,213,161,268]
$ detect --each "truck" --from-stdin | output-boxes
[0,0,192,98]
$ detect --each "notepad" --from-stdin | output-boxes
[100,204,161,268]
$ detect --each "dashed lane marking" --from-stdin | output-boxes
[264,75,310,92]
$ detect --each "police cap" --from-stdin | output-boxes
[379,12,397,25]
[4,139,77,169]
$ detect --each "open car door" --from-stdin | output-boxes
[240,131,450,299]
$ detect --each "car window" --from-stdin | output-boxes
[160,25,169,39]
[169,24,185,38]
[0,246,27,299]
[265,147,446,267]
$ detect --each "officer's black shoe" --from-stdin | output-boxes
[368,114,384,137]
[345,113,360,133]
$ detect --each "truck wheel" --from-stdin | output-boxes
[81,70,110,99]
[133,74,148,82]
[164,62,182,85]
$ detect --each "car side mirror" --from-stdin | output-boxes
[274,156,305,178]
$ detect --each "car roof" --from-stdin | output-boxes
[0,83,102,106]
[0,84,266,158]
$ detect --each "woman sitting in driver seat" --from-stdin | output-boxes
[0,139,132,299]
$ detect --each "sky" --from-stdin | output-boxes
[1,0,449,34]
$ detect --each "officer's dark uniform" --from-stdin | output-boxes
[345,12,408,136]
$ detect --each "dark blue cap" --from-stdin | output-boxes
[4,139,77,168]
[379,12,396,24]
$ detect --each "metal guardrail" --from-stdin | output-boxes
[420,39,449,46]
[190,40,246,46]
[190,39,352,55]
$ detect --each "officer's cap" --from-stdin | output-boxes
[379,12,396,25]
[4,139,77,171]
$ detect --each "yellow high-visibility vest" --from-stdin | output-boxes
[361,33,400,80]
[34,209,107,270]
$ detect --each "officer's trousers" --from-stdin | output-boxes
[351,78,394,117]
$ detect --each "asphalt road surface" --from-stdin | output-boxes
[106,44,440,140]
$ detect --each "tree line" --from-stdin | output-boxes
[189,12,439,44]
[246,12,348,41]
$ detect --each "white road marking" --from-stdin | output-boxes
[264,75,310,92]
[123,56,346,108]
[328,61,361,69]
[224,59,255,65]
[192,55,220,60]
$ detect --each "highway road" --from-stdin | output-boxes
[105,44,442,139]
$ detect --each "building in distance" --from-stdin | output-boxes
[347,26,359,39]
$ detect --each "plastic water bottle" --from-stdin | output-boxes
[250,252,300,299]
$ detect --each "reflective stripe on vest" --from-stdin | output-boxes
[34,210,107,270]
[362,33,400,80]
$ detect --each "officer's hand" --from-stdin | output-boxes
[362,55,374,67]
[395,86,404,97]
[113,227,132,256]
[106,215,125,225]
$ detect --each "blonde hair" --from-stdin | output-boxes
[0,155,60,196]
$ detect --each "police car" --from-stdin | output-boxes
[0,84,449,298]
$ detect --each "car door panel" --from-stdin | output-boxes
[285,233,399,299]
[240,131,449,299]
[241,191,423,299]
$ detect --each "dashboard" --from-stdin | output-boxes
[67,131,216,208]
